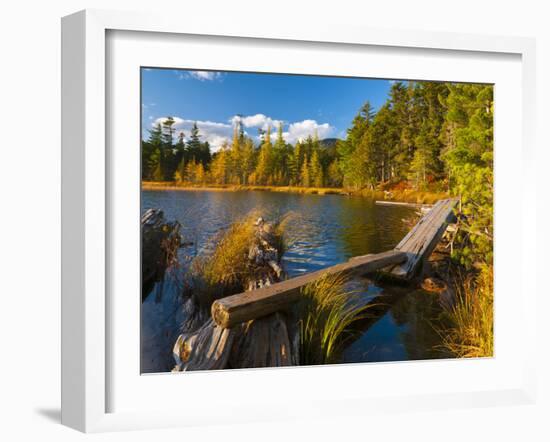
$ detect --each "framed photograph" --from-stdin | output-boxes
[61,9,537,432]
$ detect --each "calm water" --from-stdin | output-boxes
[141,189,446,372]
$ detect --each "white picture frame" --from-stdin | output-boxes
[61,9,537,433]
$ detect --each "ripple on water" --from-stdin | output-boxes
[140,190,445,370]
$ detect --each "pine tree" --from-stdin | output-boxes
[174,158,186,184]
[272,122,287,185]
[241,138,256,185]
[159,117,177,181]
[288,142,303,186]
[210,142,230,185]
[338,101,374,188]
[368,103,399,182]
[441,84,493,267]
[161,117,175,146]
[301,155,310,187]
[255,126,274,185]
[151,148,164,181]
[326,161,343,187]
[146,123,163,181]
[230,122,243,184]
[187,122,202,161]
[309,149,323,187]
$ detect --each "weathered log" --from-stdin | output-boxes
[384,198,459,280]
[229,313,293,369]
[211,249,407,328]
[375,200,433,209]
[173,319,236,371]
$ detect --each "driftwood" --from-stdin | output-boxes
[229,313,293,368]
[211,249,407,328]
[384,198,459,280]
[172,216,295,371]
[141,208,182,301]
[375,200,433,210]
[173,319,236,371]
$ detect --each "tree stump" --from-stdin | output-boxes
[141,208,182,301]
[172,216,297,371]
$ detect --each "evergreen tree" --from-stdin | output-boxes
[369,103,399,182]
[145,123,163,180]
[150,148,164,182]
[255,126,274,185]
[210,143,230,185]
[301,155,310,187]
[230,123,243,184]
[241,137,256,185]
[174,157,186,184]
[441,84,493,267]
[272,123,287,185]
[187,122,202,161]
[161,117,175,146]
[160,117,177,180]
[338,101,374,188]
[309,148,324,187]
[326,161,343,187]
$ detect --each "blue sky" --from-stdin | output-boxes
[141,68,393,150]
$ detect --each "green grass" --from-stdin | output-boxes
[297,272,373,365]
[440,265,493,358]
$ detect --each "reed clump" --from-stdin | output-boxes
[441,265,493,358]
[190,210,287,309]
[297,273,372,365]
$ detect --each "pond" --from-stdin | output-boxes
[141,189,447,373]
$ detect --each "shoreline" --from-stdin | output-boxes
[141,181,448,205]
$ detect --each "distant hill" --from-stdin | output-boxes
[319,138,341,148]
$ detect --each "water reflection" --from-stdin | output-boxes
[342,280,446,363]
[141,189,446,369]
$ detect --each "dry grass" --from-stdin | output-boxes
[357,188,448,204]
[190,210,287,309]
[441,265,494,358]
[142,181,447,203]
[297,273,373,365]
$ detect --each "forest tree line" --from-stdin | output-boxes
[142,81,492,192]
[142,80,493,266]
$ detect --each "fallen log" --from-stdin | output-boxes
[384,198,459,280]
[211,249,407,328]
[375,200,433,209]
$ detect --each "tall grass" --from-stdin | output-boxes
[441,265,493,358]
[297,273,373,365]
[190,210,287,309]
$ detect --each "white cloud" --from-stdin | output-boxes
[152,115,334,150]
[153,117,232,151]
[285,119,333,144]
[230,113,283,131]
[185,71,223,81]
